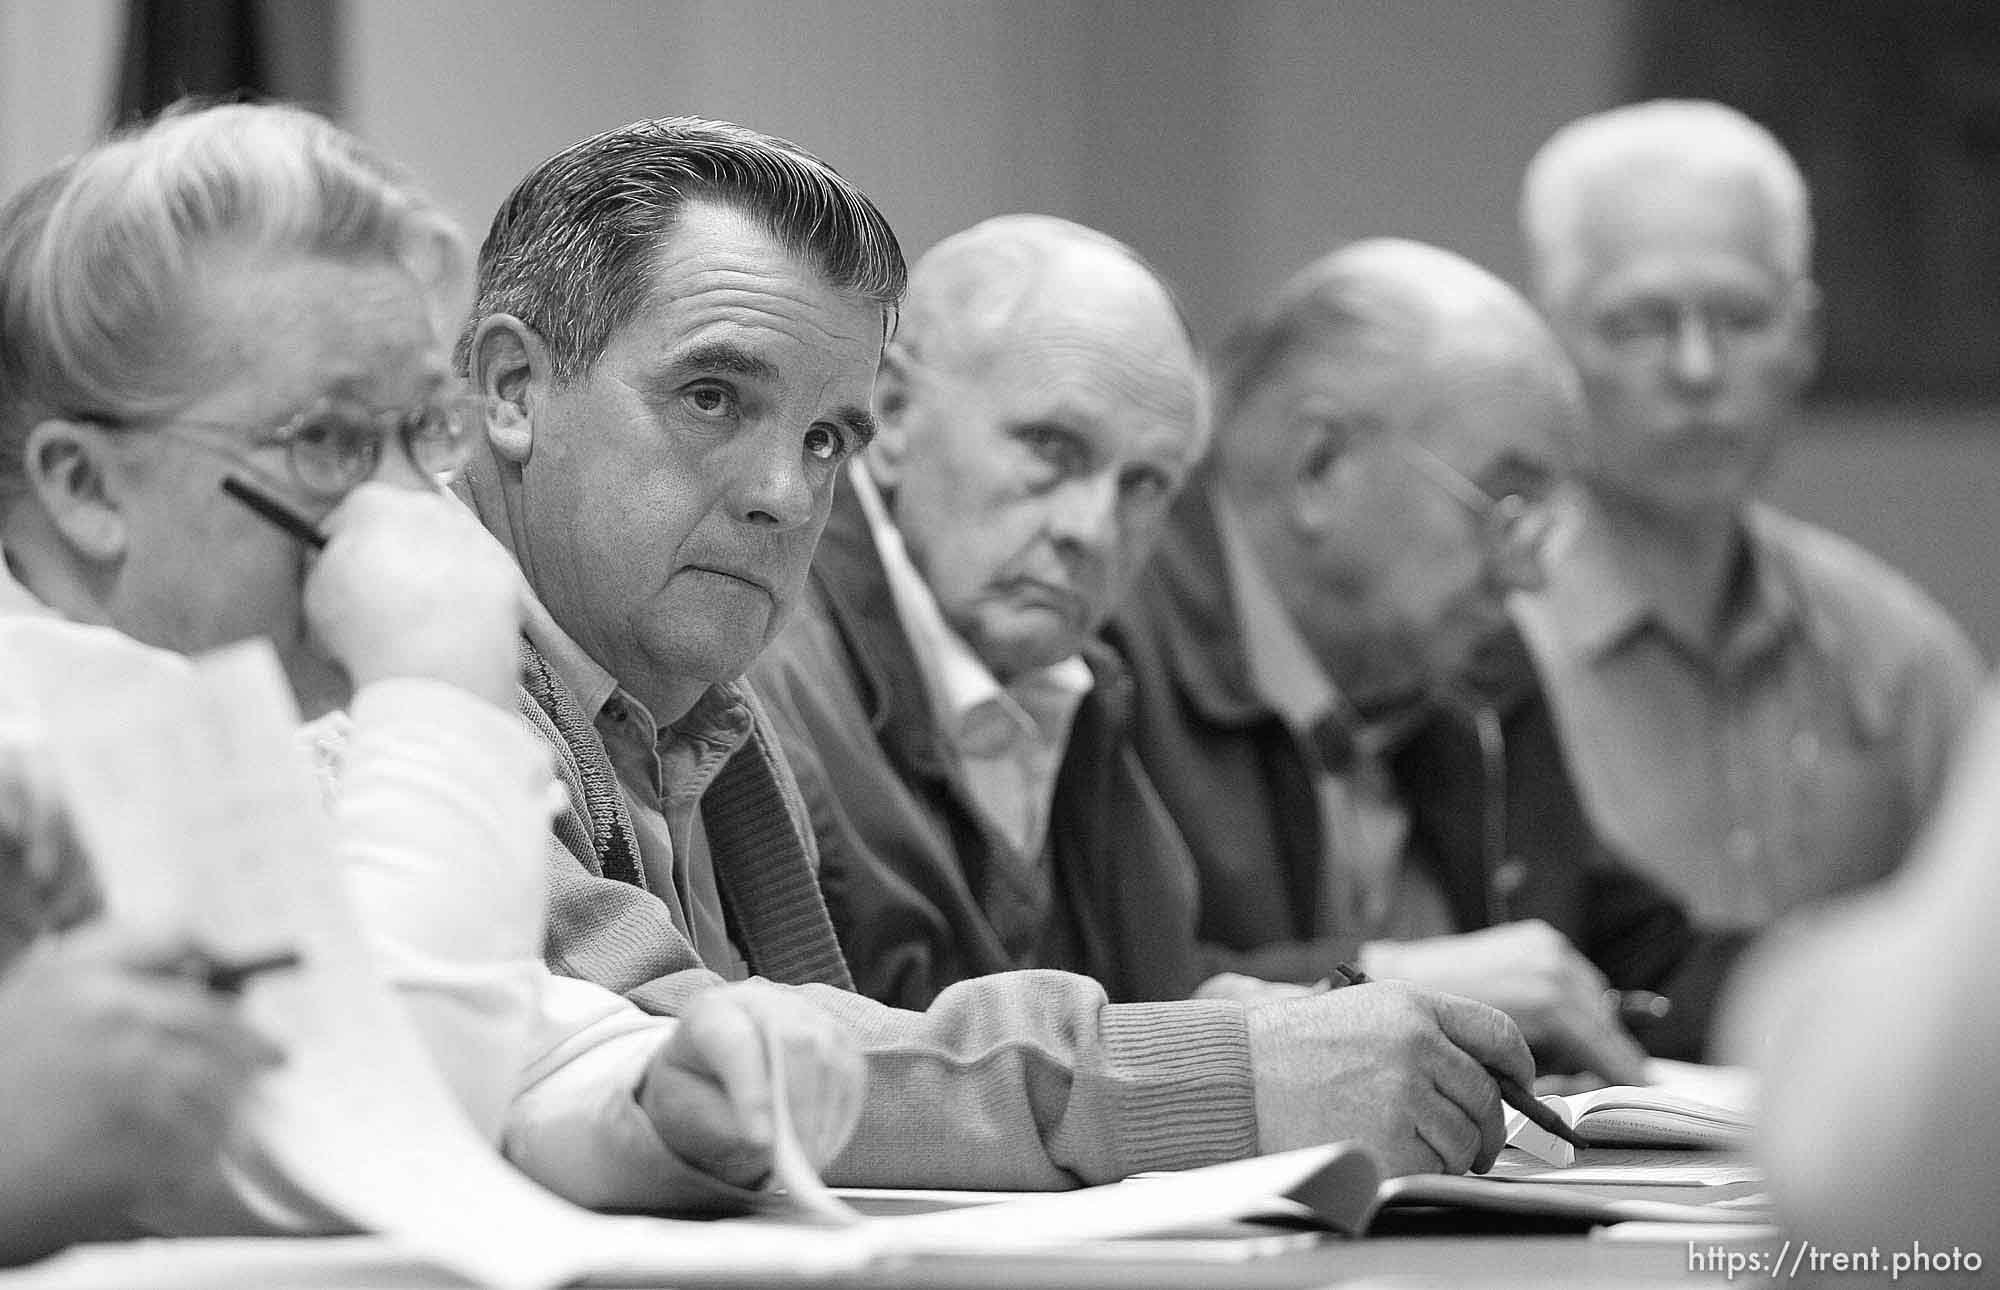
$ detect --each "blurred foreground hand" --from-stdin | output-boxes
[0,923,282,1266]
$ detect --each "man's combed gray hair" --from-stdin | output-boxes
[1519,99,1813,307]
[458,116,907,384]
[0,100,471,499]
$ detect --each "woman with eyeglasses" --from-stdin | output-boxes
[0,101,863,1260]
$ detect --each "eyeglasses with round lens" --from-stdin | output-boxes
[79,393,492,505]
[254,395,488,500]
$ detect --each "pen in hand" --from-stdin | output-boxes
[1609,988,1672,1025]
[1329,962,1585,1151]
[221,476,327,550]
[201,948,303,995]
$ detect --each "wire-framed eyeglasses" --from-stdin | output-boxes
[89,393,493,504]
[1391,436,1556,593]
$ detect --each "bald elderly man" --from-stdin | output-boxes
[1109,240,1748,1068]
[1514,101,1984,928]
[749,215,1214,1008]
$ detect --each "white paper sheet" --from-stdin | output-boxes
[7,628,871,1290]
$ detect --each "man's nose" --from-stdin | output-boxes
[1666,310,1723,392]
[731,430,817,530]
[1044,471,1120,555]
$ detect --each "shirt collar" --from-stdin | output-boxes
[1215,491,1436,758]
[1214,490,1336,732]
[516,584,618,727]
[850,464,1092,753]
[1541,490,1803,668]
[1722,505,1806,670]
[1532,486,1652,659]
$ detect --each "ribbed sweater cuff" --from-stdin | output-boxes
[1098,1000,1258,1175]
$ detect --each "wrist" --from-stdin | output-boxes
[1357,940,1399,981]
[345,649,518,710]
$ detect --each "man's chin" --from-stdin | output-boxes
[1597,470,1755,523]
[643,629,772,691]
[977,636,1083,685]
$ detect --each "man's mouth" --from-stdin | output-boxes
[677,564,774,597]
[999,577,1090,618]
[1665,420,1751,452]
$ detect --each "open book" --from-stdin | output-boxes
[1505,1059,1756,1162]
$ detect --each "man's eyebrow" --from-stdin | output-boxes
[671,341,781,381]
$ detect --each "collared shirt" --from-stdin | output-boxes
[1213,491,1452,941]
[519,576,752,982]
[1514,489,1986,925]
[851,465,1093,865]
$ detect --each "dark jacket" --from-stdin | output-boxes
[1104,482,1752,1059]
[749,484,1209,1009]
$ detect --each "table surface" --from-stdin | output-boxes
[651,1149,1777,1290]
[0,1151,1778,1290]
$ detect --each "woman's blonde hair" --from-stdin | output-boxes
[0,100,470,499]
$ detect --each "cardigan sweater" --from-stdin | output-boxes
[517,638,1264,1188]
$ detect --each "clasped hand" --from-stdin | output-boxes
[636,980,865,1194]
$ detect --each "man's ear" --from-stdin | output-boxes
[866,343,915,490]
[467,314,548,466]
[20,420,128,563]
[1289,413,1355,534]
[1787,278,1825,391]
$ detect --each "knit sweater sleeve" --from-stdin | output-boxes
[802,972,1258,1189]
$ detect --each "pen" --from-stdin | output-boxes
[202,948,303,995]
[1491,1070,1586,1150]
[1609,988,1672,1024]
[1328,962,1585,1151]
[221,476,327,550]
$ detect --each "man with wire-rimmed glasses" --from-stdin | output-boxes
[1108,237,1752,1072]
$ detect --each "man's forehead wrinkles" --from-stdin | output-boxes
[996,312,1193,369]
[992,330,1198,410]
[637,283,881,355]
